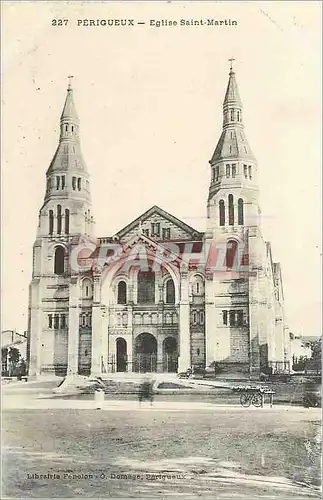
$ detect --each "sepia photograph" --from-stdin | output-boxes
[1,1,322,499]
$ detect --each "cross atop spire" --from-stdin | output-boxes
[228,57,235,72]
[67,75,74,90]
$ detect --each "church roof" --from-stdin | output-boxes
[115,205,204,240]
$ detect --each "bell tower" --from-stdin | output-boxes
[204,61,264,377]
[28,79,95,377]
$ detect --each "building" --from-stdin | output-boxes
[27,65,290,378]
[2,330,27,375]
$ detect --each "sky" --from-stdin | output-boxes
[2,1,322,336]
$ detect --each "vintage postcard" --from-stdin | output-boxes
[1,1,321,499]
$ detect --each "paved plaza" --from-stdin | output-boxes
[2,380,321,499]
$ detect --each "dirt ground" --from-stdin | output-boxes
[2,406,321,499]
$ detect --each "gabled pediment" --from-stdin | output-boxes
[115,205,203,243]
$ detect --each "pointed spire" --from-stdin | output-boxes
[209,62,254,165]
[46,79,88,180]
[61,75,79,123]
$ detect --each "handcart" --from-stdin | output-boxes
[232,385,275,408]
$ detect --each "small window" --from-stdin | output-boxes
[48,314,53,329]
[223,310,228,325]
[49,210,54,235]
[192,311,197,325]
[56,176,60,190]
[88,314,92,327]
[229,310,236,327]
[237,310,243,326]
[117,281,127,304]
[238,199,244,225]
[216,166,219,181]
[212,168,215,182]
[243,165,248,178]
[61,314,66,329]
[219,200,225,226]
[77,177,81,191]
[71,125,74,132]
[57,205,62,235]
[122,313,128,327]
[230,109,234,121]
[82,314,86,327]
[199,311,204,325]
[72,177,76,190]
[61,175,65,190]
[85,349,88,356]
[249,166,252,179]
[230,131,233,139]
[65,125,68,132]
[229,145,232,153]
[226,164,230,178]
[162,228,171,240]
[142,229,149,237]
[85,286,89,297]
[237,110,240,122]
[165,279,175,304]
[65,209,70,234]
[151,222,160,237]
[196,282,200,294]
[197,348,200,356]
[54,314,59,329]
[228,194,234,226]
[232,164,236,178]
[54,246,64,274]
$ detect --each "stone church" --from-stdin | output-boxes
[27,66,290,378]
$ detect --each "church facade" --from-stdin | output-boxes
[27,67,290,378]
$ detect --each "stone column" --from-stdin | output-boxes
[67,277,80,375]
[205,274,216,368]
[91,270,103,376]
[157,335,164,372]
[178,271,191,372]
[126,332,133,373]
[28,281,42,378]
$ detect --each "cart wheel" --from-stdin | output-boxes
[252,393,262,407]
[240,393,251,407]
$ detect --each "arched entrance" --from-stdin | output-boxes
[116,338,127,372]
[163,337,178,372]
[134,333,157,373]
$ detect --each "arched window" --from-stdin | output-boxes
[238,199,244,225]
[219,200,225,226]
[117,281,127,304]
[77,178,81,191]
[49,210,54,235]
[65,209,70,234]
[54,246,64,274]
[165,279,175,304]
[226,240,238,269]
[57,205,62,234]
[56,176,60,190]
[228,194,234,225]
[230,109,234,121]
